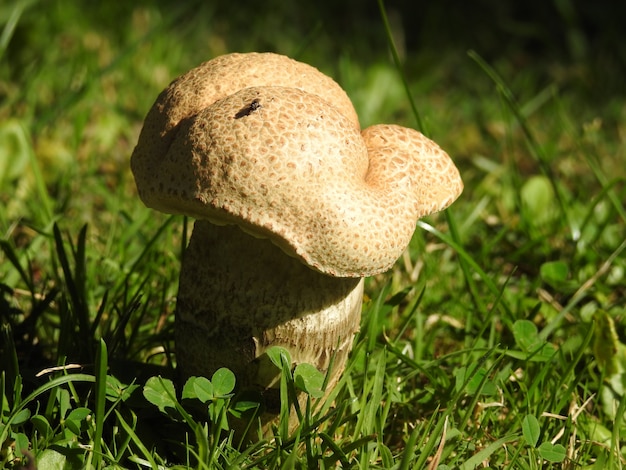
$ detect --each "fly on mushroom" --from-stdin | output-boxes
[234,98,262,119]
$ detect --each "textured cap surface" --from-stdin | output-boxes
[132,77,463,276]
[132,52,359,178]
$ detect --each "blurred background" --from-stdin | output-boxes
[3,0,624,185]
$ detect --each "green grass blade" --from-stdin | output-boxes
[578,176,626,236]
[114,410,160,470]
[124,215,177,282]
[417,219,514,321]
[0,1,27,60]
[359,348,386,436]
[24,125,55,227]
[608,394,626,469]
[458,434,519,470]
[467,50,572,233]
[404,418,431,470]
[0,373,95,445]
[445,210,486,337]
[319,432,351,468]
[91,339,108,470]
[0,240,33,293]
[540,237,626,340]
[53,223,92,359]
[376,0,424,133]
[551,320,595,413]
[0,323,20,407]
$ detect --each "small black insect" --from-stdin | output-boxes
[234,99,262,119]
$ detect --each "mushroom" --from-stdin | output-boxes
[130,52,462,431]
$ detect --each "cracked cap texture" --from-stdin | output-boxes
[131,52,463,277]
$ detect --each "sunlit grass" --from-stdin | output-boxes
[1,0,625,468]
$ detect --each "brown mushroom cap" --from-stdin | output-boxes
[132,82,463,277]
[132,52,359,175]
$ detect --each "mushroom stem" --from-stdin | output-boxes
[176,221,363,426]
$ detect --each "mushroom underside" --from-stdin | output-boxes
[175,220,363,411]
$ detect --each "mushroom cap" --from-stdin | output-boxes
[132,52,359,173]
[132,71,463,276]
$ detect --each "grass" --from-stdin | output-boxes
[1,0,626,468]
